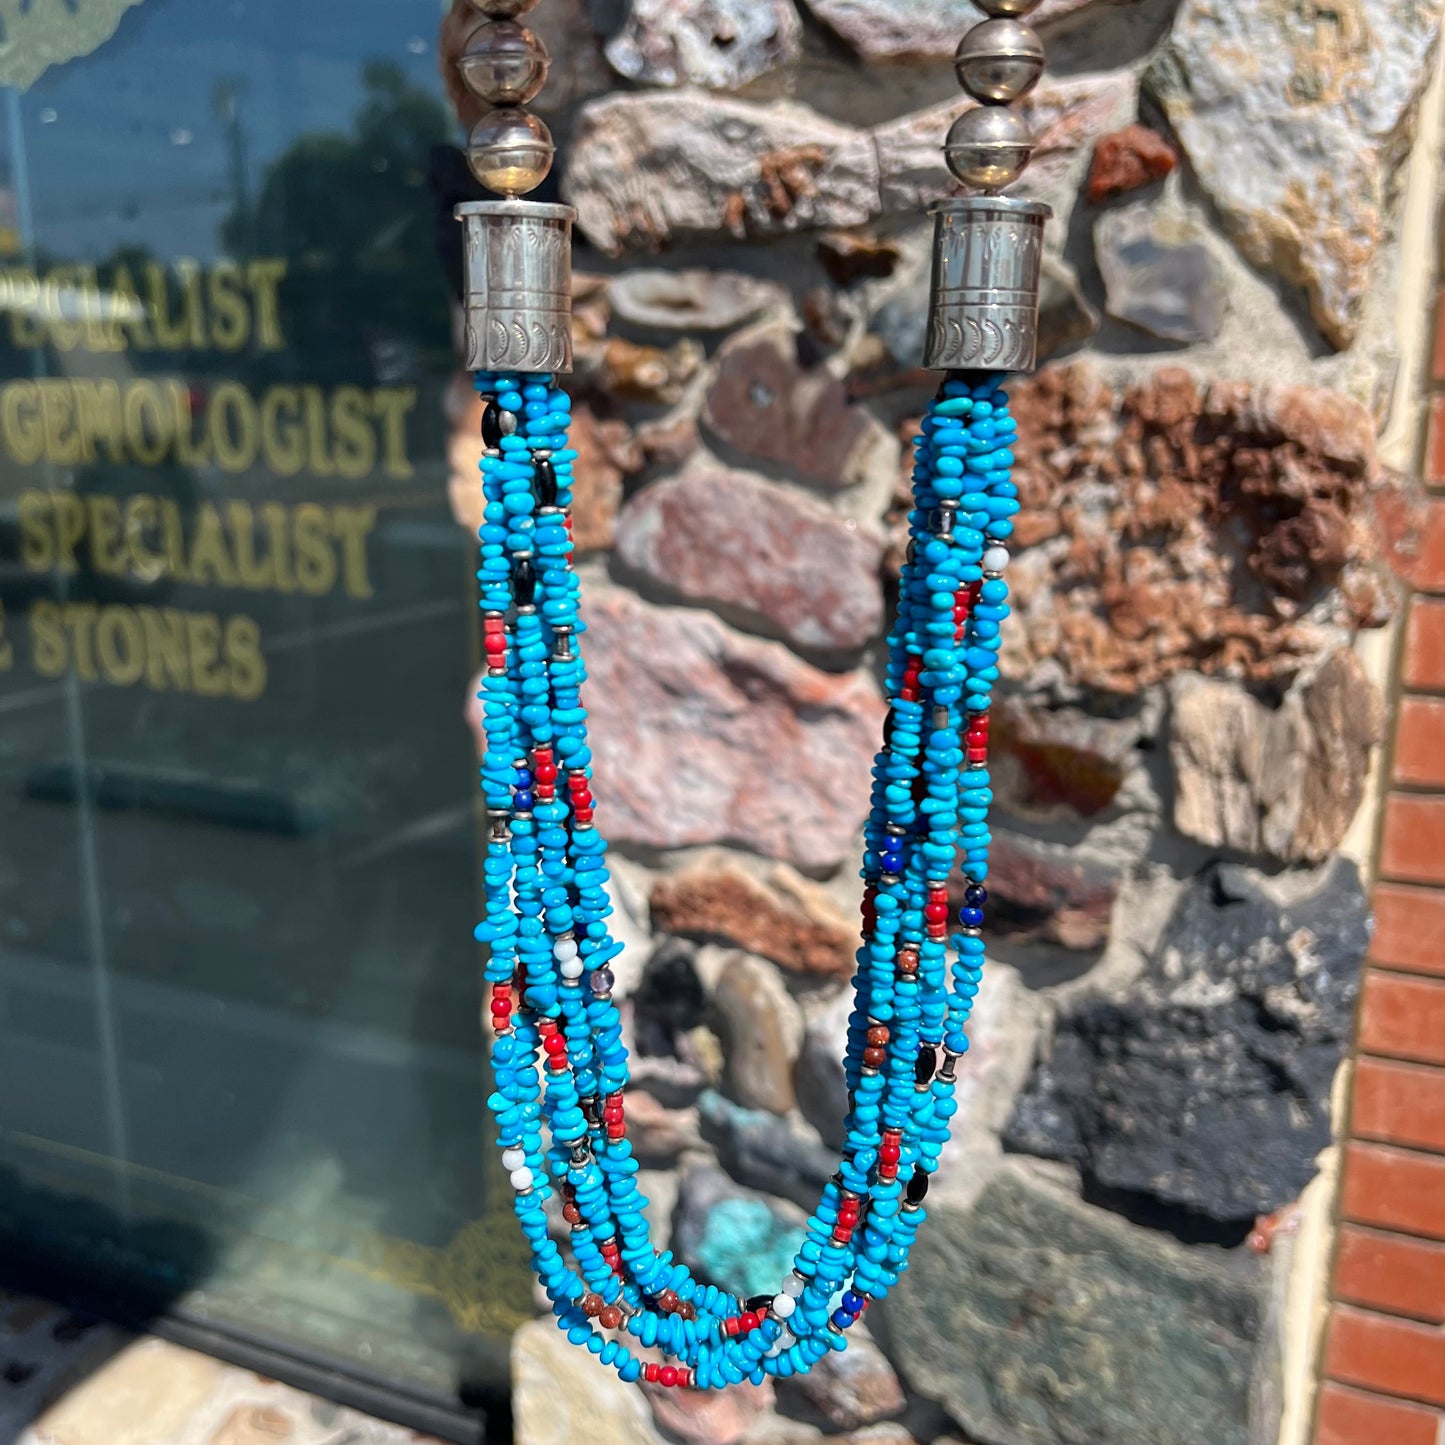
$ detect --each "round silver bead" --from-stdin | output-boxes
[972,0,1043,15]
[954,19,1045,104]
[466,108,555,197]
[458,20,550,106]
[467,0,539,15]
[944,106,1035,192]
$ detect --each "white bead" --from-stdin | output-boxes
[982,546,1010,573]
[770,1294,796,1319]
[560,957,584,981]
[510,1166,534,1191]
[502,1148,527,1171]
[554,937,579,962]
[782,1274,805,1298]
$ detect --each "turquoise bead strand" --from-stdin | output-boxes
[472,369,1014,1389]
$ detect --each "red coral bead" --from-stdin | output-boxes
[660,1366,679,1388]
[740,1312,760,1333]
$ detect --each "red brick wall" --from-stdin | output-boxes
[1311,297,1445,1442]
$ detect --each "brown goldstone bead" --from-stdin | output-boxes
[563,1203,583,1225]
[599,1305,623,1329]
[863,1045,887,1067]
[582,1293,604,1317]
[657,1290,679,1314]
[867,1025,890,1046]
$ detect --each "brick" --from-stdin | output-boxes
[1431,395,1445,484]
[1341,1142,1445,1240]
[1395,697,1445,787]
[1372,884,1445,976]
[1404,598,1445,692]
[1353,1056,1445,1154]
[1314,1381,1441,1445]
[1323,1305,1445,1407]
[1360,970,1445,1065]
[1380,794,1445,886]
[1335,1226,1445,1324]
[1374,487,1445,593]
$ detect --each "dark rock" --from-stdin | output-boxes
[1005,858,1368,1223]
[702,322,897,490]
[673,1165,807,1300]
[632,938,707,1057]
[887,1169,1264,1445]
[1086,123,1179,204]
[818,231,903,285]
[696,1090,837,1209]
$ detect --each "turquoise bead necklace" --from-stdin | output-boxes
[472,368,1019,1390]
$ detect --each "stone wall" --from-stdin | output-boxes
[442,3,1444,1443]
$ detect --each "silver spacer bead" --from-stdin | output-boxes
[944,106,1036,192]
[457,19,550,107]
[954,19,1045,105]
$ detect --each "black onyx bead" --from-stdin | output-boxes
[513,557,536,606]
[482,401,504,449]
[745,1294,773,1313]
[533,458,559,507]
[915,1050,936,1086]
[906,1168,929,1205]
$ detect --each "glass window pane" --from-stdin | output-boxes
[0,0,528,1411]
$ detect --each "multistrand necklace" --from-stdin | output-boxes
[456,0,1052,1392]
